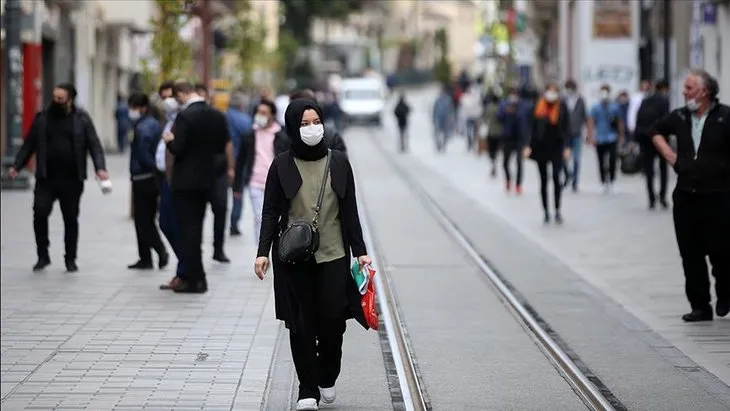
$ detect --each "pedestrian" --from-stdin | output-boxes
[156,91,186,290]
[461,84,483,151]
[480,91,503,177]
[8,83,108,272]
[253,98,373,410]
[232,99,281,245]
[274,89,348,155]
[432,84,455,152]
[562,79,589,192]
[227,92,253,237]
[393,93,411,152]
[650,69,730,322]
[587,84,624,194]
[163,81,233,293]
[115,94,130,153]
[635,79,670,209]
[524,83,571,224]
[126,92,169,270]
[498,88,529,193]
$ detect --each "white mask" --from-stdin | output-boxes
[163,97,179,113]
[600,90,610,101]
[685,99,700,112]
[544,91,558,102]
[254,114,269,128]
[128,110,141,121]
[299,124,324,146]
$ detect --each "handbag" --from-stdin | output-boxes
[277,150,331,264]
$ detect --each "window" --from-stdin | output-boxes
[344,89,380,99]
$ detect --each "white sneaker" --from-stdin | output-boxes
[319,386,336,405]
[602,183,610,194]
[296,398,318,411]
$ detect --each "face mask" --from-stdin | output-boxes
[128,110,141,121]
[163,97,178,113]
[600,91,610,101]
[509,95,519,104]
[544,91,558,102]
[50,102,67,116]
[254,114,269,128]
[685,99,700,112]
[299,124,324,146]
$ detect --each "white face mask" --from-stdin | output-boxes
[163,97,179,113]
[544,91,558,102]
[600,90,610,101]
[299,124,324,146]
[254,114,269,128]
[685,99,700,112]
[128,110,141,121]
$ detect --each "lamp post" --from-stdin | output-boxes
[1,0,31,190]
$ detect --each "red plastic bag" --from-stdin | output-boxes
[361,265,379,330]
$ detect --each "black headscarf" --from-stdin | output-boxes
[285,98,328,161]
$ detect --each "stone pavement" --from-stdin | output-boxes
[1,154,280,410]
[382,86,730,387]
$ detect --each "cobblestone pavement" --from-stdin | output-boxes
[384,86,730,386]
[1,154,280,410]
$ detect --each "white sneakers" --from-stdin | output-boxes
[295,386,335,410]
[319,386,336,404]
[296,398,318,410]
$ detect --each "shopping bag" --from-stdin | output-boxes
[620,143,642,175]
[350,260,370,295]
[360,264,379,330]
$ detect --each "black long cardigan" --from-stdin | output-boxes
[257,149,370,330]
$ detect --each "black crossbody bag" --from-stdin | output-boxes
[278,150,331,264]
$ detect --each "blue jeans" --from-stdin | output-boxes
[564,134,583,188]
[159,180,185,278]
[230,185,245,231]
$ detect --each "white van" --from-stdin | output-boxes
[338,77,386,126]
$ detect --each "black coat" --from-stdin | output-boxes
[14,108,106,179]
[167,101,230,191]
[257,149,369,330]
[528,101,570,163]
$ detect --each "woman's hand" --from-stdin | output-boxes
[357,255,372,267]
[563,148,572,160]
[254,257,269,280]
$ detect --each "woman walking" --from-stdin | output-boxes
[525,83,571,224]
[253,98,373,411]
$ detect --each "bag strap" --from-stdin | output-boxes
[312,149,332,229]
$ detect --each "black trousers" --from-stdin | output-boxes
[503,142,523,185]
[398,125,408,152]
[173,189,208,283]
[640,141,668,204]
[596,142,618,183]
[33,178,84,261]
[210,175,228,251]
[288,257,349,401]
[132,177,166,263]
[672,190,730,311]
[537,157,563,213]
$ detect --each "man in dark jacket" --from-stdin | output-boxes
[273,89,347,155]
[127,92,169,270]
[636,79,670,209]
[163,81,233,293]
[9,83,108,272]
[651,70,730,322]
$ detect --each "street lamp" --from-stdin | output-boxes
[1,0,31,190]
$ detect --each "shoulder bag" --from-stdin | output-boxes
[277,150,332,264]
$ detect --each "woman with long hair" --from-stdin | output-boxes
[524,83,571,224]
[253,98,373,410]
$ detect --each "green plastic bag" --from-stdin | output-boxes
[350,260,369,295]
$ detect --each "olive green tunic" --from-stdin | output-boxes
[289,155,346,263]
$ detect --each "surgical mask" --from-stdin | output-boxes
[254,114,269,128]
[49,102,67,116]
[509,95,519,104]
[544,91,558,102]
[600,90,610,101]
[163,97,179,113]
[686,99,700,112]
[299,124,324,146]
[128,110,141,121]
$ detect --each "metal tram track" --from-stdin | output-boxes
[358,132,627,411]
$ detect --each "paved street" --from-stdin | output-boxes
[1,154,279,410]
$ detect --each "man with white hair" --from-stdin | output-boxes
[651,69,730,322]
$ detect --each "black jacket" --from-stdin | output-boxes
[14,108,106,180]
[234,127,347,191]
[651,101,730,192]
[167,101,229,191]
[257,149,369,330]
[635,94,670,143]
[528,100,570,162]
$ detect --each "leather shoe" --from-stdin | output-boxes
[716,300,729,318]
[682,309,713,322]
